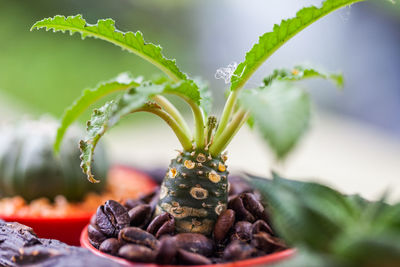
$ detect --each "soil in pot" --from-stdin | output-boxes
[85,176,292,265]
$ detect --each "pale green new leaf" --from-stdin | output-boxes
[240,81,311,158]
[230,0,365,90]
[54,72,141,153]
[263,65,344,88]
[31,15,187,82]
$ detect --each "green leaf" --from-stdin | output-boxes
[263,65,344,88]
[230,0,365,90]
[248,174,342,251]
[240,81,311,158]
[79,81,197,181]
[31,15,187,82]
[54,72,141,152]
[80,101,115,183]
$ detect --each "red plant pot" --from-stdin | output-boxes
[81,225,296,267]
[0,166,157,246]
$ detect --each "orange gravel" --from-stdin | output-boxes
[0,166,157,218]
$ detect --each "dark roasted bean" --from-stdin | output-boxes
[228,195,255,222]
[96,200,130,237]
[128,204,152,228]
[252,220,273,235]
[242,193,265,220]
[124,199,144,210]
[213,209,235,243]
[174,233,214,256]
[118,227,158,250]
[99,238,120,255]
[177,249,212,265]
[146,212,175,238]
[118,244,156,263]
[87,224,107,248]
[155,236,177,265]
[251,232,286,253]
[228,193,266,222]
[223,240,257,261]
[230,221,252,242]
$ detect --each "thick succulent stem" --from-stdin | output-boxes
[156,149,228,235]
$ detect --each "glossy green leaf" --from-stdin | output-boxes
[31,15,187,81]
[240,81,311,158]
[230,0,365,90]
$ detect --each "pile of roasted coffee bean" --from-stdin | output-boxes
[88,176,287,265]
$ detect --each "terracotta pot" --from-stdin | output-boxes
[80,225,296,267]
[0,166,157,246]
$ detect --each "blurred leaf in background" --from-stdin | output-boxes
[247,173,400,267]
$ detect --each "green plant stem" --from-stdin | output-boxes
[214,90,239,141]
[209,108,250,157]
[138,106,193,151]
[186,98,205,149]
[153,95,193,140]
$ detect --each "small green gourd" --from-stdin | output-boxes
[0,118,108,202]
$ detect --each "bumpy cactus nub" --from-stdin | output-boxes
[157,150,228,235]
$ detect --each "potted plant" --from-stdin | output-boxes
[0,118,157,245]
[30,0,388,265]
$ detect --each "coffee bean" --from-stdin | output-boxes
[124,199,144,210]
[118,244,156,263]
[99,238,120,255]
[252,220,273,235]
[128,204,152,228]
[229,193,266,223]
[139,189,160,211]
[118,227,158,250]
[177,249,212,265]
[228,195,255,222]
[251,232,285,253]
[174,233,214,256]
[155,236,177,265]
[213,209,235,243]
[96,200,130,237]
[230,221,252,242]
[223,240,257,261]
[146,212,175,238]
[242,193,265,220]
[87,224,107,248]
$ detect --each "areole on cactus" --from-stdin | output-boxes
[31,0,369,236]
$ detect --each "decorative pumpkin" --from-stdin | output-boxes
[0,118,108,202]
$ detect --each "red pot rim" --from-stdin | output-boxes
[80,225,296,267]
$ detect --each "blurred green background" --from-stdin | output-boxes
[0,0,199,119]
[0,0,399,136]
